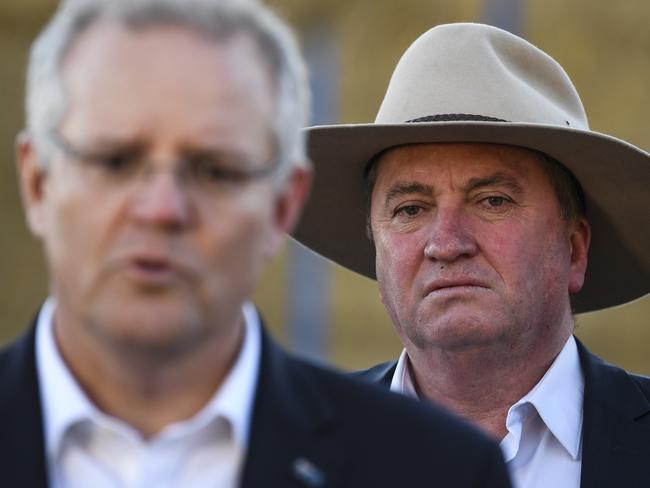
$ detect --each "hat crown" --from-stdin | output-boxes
[376,23,589,130]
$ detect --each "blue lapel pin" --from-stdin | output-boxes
[292,457,326,487]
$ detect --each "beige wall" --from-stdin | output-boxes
[0,4,53,341]
[1,0,648,372]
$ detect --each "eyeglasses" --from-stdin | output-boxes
[48,130,281,196]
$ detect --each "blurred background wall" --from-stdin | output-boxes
[1,0,648,372]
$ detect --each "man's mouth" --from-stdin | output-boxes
[125,255,178,286]
[423,278,489,298]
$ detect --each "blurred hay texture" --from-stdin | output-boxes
[1,0,648,372]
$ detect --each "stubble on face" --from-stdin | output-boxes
[371,143,576,360]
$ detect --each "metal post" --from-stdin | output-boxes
[482,0,524,35]
[285,25,338,362]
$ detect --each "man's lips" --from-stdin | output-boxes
[423,278,490,297]
[119,251,192,285]
[133,256,171,271]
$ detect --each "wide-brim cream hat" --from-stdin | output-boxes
[292,22,650,313]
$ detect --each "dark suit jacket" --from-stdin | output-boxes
[356,338,650,488]
[0,320,512,488]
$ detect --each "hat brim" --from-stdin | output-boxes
[292,121,650,313]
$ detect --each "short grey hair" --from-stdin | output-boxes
[26,0,310,181]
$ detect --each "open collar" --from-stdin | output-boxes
[502,336,584,462]
[392,336,584,461]
[36,298,261,461]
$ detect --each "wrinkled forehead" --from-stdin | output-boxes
[57,13,279,130]
[59,3,278,76]
[369,142,551,192]
[59,21,276,154]
[61,19,273,89]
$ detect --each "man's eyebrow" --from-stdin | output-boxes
[181,145,243,161]
[384,181,433,208]
[463,172,524,195]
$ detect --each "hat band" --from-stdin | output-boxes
[406,114,508,123]
[364,113,509,178]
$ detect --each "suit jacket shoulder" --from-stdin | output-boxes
[351,360,396,387]
[0,323,49,487]
[243,333,510,487]
[577,339,650,488]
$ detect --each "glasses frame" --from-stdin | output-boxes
[47,129,283,186]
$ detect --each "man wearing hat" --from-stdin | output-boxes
[294,23,650,488]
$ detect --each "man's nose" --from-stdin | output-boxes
[423,205,478,263]
[130,169,194,230]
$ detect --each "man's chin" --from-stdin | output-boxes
[84,297,208,359]
[409,309,508,352]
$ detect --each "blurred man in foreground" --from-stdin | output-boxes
[294,23,650,487]
[6,3,511,487]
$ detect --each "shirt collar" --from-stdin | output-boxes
[390,336,584,460]
[36,297,261,457]
[174,301,261,449]
[390,348,418,398]
[505,336,584,460]
[36,297,96,459]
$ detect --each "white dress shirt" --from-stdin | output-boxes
[36,297,261,488]
[391,336,584,488]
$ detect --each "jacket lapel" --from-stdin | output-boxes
[353,360,396,388]
[0,321,49,487]
[240,330,346,488]
[578,339,650,487]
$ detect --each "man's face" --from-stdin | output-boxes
[370,143,589,356]
[19,23,307,354]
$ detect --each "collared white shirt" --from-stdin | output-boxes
[36,297,261,488]
[391,336,584,488]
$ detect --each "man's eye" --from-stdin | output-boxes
[480,195,511,209]
[191,158,242,182]
[487,196,505,206]
[93,152,137,172]
[394,205,422,217]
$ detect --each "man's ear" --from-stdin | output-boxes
[16,131,48,238]
[267,162,313,257]
[568,217,591,294]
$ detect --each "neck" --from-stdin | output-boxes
[54,309,245,439]
[405,325,572,441]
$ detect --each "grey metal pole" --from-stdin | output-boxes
[285,26,337,362]
[481,0,524,35]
